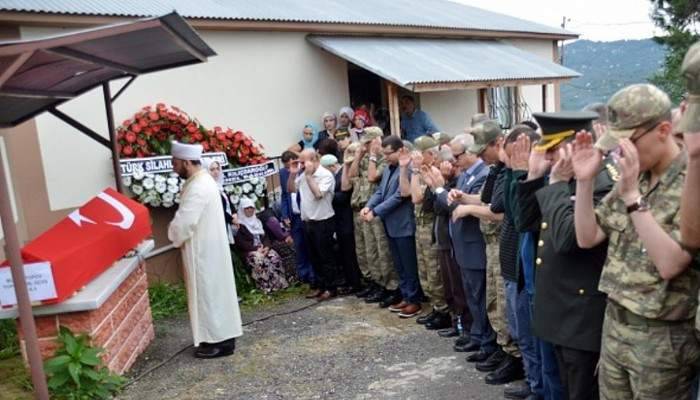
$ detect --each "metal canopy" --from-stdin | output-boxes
[0,11,216,128]
[308,35,580,92]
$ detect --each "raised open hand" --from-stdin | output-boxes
[615,139,641,203]
[399,148,411,168]
[571,130,603,182]
[549,143,574,184]
[411,151,424,168]
[510,134,531,171]
[527,148,551,181]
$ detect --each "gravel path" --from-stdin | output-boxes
[118,295,515,400]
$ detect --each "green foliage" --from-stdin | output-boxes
[0,319,20,360]
[44,327,125,400]
[649,0,700,103]
[148,282,188,320]
[231,250,256,295]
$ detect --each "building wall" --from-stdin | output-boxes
[19,28,351,211]
[506,39,558,115]
[420,90,480,136]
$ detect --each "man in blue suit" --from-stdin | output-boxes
[435,134,496,362]
[279,151,316,288]
[362,135,423,318]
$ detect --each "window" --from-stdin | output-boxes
[486,87,532,129]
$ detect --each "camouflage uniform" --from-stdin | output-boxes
[351,153,398,290]
[415,183,446,312]
[595,153,700,399]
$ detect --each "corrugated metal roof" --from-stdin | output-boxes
[0,0,576,38]
[308,35,580,90]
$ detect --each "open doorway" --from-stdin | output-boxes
[347,63,391,133]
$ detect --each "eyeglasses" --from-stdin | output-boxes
[629,122,660,144]
[452,151,466,158]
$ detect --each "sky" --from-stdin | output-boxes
[453,0,659,42]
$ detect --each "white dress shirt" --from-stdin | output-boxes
[295,165,335,221]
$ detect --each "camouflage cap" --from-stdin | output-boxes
[432,131,452,145]
[468,120,501,154]
[360,126,383,144]
[465,113,490,133]
[344,142,361,163]
[413,135,439,152]
[595,83,671,151]
[678,41,700,133]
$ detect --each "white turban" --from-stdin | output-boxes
[171,141,203,161]
[339,106,354,121]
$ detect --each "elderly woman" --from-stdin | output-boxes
[318,112,338,141]
[338,106,354,130]
[233,198,289,293]
[288,123,319,153]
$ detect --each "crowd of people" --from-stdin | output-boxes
[165,43,700,400]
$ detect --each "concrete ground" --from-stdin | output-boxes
[119,295,518,400]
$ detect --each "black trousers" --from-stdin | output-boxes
[336,231,361,289]
[303,217,342,291]
[554,345,600,400]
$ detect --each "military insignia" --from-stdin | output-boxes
[605,163,620,182]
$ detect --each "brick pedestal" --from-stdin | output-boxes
[16,263,155,374]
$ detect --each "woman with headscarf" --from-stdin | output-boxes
[317,112,338,141]
[203,159,235,244]
[350,109,369,142]
[338,106,354,130]
[287,123,319,154]
[233,198,289,293]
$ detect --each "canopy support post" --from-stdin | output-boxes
[102,82,123,193]
[386,81,401,137]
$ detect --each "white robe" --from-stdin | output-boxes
[168,169,243,345]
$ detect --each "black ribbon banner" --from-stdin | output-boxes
[222,161,277,185]
[119,152,228,176]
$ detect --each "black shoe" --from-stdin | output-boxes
[364,288,385,303]
[379,290,402,308]
[454,341,480,353]
[425,312,452,330]
[195,344,234,359]
[466,349,494,363]
[504,381,533,399]
[476,348,507,372]
[437,327,459,338]
[416,310,437,325]
[356,285,374,298]
[485,355,524,385]
[454,335,472,347]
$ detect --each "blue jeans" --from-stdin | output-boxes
[291,214,315,284]
[505,280,543,396]
[527,293,563,400]
[386,235,422,304]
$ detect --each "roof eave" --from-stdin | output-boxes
[0,11,580,40]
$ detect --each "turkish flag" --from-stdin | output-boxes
[3,188,151,304]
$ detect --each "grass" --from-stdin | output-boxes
[148,282,189,320]
[0,319,19,360]
[0,356,33,400]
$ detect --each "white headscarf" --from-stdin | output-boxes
[202,158,224,188]
[237,197,265,236]
[339,106,354,122]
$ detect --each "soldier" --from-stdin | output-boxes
[347,127,401,307]
[514,112,613,400]
[452,120,523,385]
[572,83,700,399]
[401,135,451,329]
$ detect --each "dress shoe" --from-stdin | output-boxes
[379,291,402,308]
[504,381,533,399]
[425,312,452,330]
[454,335,472,347]
[194,343,234,359]
[305,289,322,299]
[476,348,507,372]
[416,310,437,324]
[466,349,493,363]
[485,354,524,385]
[437,327,459,338]
[364,289,385,303]
[454,340,480,353]
[355,285,374,298]
[398,303,422,318]
[317,290,336,302]
[388,300,409,312]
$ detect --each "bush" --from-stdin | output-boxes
[44,326,125,400]
[147,282,188,320]
[0,319,19,360]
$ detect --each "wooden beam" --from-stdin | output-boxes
[0,12,579,41]
[385,80,401,137]
[542,84,547,112]
[412,77,575,92]
[0,52,32,88]
[478,89,486,113]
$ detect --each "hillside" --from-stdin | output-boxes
[560,39,666,110]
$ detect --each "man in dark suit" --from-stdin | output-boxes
[514,112,612,400]
[362,135,422,318]
[435,134,495,362]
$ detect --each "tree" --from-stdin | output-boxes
[649,0,700,103]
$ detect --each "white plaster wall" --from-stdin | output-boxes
[21,27,350,210]
[0,137,19,241]
[420,90,479,136]
[505,39,560,115]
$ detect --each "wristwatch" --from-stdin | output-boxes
[626,195,649,214]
